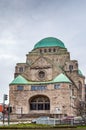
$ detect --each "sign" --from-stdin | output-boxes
[0,105,3,112]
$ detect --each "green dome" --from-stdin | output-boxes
[34,37,65,49]
[78,69,83,76]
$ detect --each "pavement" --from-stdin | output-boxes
[0,120,31,126]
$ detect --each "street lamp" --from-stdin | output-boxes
[3,94,8,125]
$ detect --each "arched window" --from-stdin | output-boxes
[30,95,50,110]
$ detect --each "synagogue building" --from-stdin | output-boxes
[9,37,85,119]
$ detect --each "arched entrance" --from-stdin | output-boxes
[29,95,50,110]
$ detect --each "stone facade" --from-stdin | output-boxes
[9,37,85,119]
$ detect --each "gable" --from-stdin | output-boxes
[9,75,29,85]
[52,73,71,83]
[30,56,52,69]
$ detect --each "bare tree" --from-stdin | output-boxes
[76,100,86,125]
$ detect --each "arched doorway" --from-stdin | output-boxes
[29,95,50,110]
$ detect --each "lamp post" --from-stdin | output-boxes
[3,94,8,125]
[8,104,10,125]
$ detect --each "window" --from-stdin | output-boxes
[40,49,42,53]
[69,65,73,72]
[19,67,23,73]
[44,49,47,53]
[38,71,45,78]
[53,48,56,52]
[45,103,50,110]
[49,48,51,52]
[17,86,24,91]
[54,84,60,89]
[30,96,50,110]
[30,104,36,110]
[78,81,82,99]
[72,88,74,96]
[31,86,47,91]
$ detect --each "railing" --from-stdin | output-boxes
[35,118,86,126]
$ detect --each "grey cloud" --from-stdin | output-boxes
[0,0,86,102]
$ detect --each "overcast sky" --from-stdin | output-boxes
[0,0,86,103]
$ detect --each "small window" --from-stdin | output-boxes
[69,65,73,72]
[19,67,23,73]
[72,88,74,96]
[53,48,56,52]
[54,84,60,89]
[49,48,51,52]
[17,86,24,91]
[31,86,35,91]
[31,86,46,91]
[40,49,42,53]
[44,49,47,53]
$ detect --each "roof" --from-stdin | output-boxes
[10,75,29,85]
[52,73,71,83]
[34,37,65,49]
[10,73,71,85]
[78,69,83,76]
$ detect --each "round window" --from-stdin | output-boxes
[38,71,45,79]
